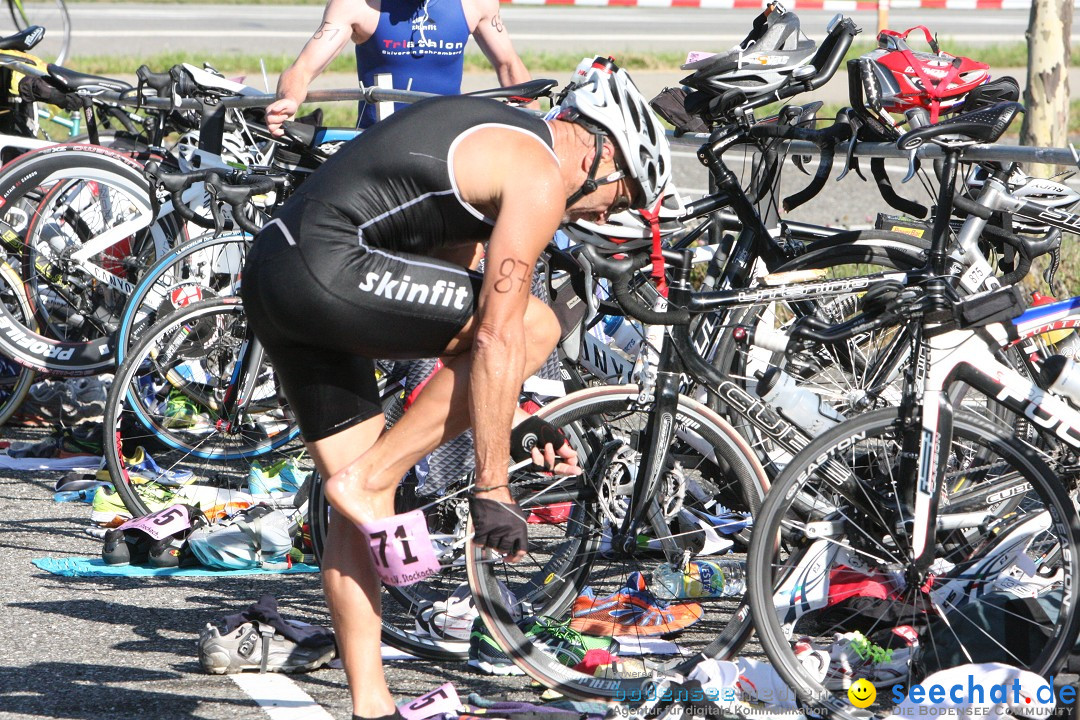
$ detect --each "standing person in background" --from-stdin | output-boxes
[265,0,532,134]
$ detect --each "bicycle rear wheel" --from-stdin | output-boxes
[468,385,768,700]
[0,260,36,424]
[112,230,249,364]
[102,296,305,520]
[0,145,165,375]
[747,408,1080,719]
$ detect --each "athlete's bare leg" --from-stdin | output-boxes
[309,296,560,718]
[323,295,561,529]
[304,417,396,718]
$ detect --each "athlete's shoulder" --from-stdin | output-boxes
[324,0,380,24]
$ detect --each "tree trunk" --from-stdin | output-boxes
[1021,0,1072,178]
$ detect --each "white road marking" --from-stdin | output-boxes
[231,673,336,720]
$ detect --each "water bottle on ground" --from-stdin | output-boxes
[653,557,746,599]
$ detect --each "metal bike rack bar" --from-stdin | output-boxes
[669,131,1080,166]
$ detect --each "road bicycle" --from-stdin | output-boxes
[0,63,288,377]
[746,106,1080,719]
[459,93,1080,701]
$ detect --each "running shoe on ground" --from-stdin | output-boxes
[417,580,521,643]
[198,621,336,674]
[247,457,309,497]
[8,424,103,459]
[161,390,211,430]
[570,571,703,637]
[415,584,478,642]
[90,484,172,526]
[822,630,915,689]
[125,446,194,487]
[467,616,617,675]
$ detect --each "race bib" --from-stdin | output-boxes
[118,504,192,540]
[359,509,440,587]
[398,683,461,720]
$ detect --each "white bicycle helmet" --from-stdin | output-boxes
[553,56,671,210]
[564,184,687,252]
[680,5,817,99]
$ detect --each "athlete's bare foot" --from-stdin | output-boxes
[323,459,397,529]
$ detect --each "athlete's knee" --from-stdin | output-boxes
[524,299,560,358]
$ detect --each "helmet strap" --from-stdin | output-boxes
[565,133,605,209]
[640,199,668,298]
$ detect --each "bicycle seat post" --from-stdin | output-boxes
[928,146,962,275]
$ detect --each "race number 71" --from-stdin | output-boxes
[359,509,440,587]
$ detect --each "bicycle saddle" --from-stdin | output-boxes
[0,25,44,52]
[466,78,557,100]
[896,101,1024,151]
[46,64,132,93]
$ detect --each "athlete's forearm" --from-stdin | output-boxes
[469,323,526,490]
[495,57,531,87]
[276,65,312,106]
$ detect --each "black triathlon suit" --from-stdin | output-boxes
[242,95,557,441]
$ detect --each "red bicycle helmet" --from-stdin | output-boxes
[865,26,990,122]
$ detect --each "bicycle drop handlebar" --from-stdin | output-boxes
[144,161,277,236]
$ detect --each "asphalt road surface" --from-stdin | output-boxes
[0,422,545,720]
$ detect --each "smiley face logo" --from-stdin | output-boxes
[848,679,876,708]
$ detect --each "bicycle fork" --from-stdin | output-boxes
[612,254,694,563]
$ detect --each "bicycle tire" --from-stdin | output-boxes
[468,384,769,700]
[103,296,303,519]
[0,144,167,374]
[0,259,37,424]
[112,229,249,364]
[747,407,1080,720]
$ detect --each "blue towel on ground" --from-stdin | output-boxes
[32,557,319,578]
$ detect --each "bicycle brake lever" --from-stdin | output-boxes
[901,147,919,183]
[837,139,866,182]
[793,152,815,175]
[206,183,226,233]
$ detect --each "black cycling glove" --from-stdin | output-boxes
[469,496,529,556]
[510,416,569,471]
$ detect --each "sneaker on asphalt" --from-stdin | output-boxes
[467,616,616,675]
[415,584,478,642]
[90,484,172,526]
[468,617,523,676]
[416,581,520,643]
[822,630,915,690]
[247,457,309,497]
[125,446,194,487]
[162,390,211,430]
[198,621,336,674]
[570,571,703,637]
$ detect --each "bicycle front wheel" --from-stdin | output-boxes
[747,408,1080,719]
[103,296,304,519]
[468,384,769,700]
